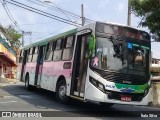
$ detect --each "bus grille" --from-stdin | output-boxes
[107,91,144,102]
[102,72,148,85]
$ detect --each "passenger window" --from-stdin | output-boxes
[35,47,38,54]
[65,36,74,48]
[62,36,75,60]
[27,48,33,62]
[55,39,63,50]
[53,50,62,61]
[45,42,54,61]
[29,48,33,54]
[32,46,38,62]
[53,39,63,61]
[19,50,23,63]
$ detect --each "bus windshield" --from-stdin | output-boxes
[90,37,150,76]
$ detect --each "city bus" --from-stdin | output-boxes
[17,22,152,106]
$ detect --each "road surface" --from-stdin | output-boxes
[0,81,160,120]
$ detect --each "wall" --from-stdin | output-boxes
[0,43,16,62]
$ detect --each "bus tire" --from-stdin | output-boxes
[56,80,69,104]
[100,102,114,107]
[25,74,32,90]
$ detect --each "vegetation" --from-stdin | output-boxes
[4,25,22,51]
[129,0,160,41]
[150,67,160,73]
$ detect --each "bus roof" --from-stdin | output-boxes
[22,21,148,50]
[22,28,77,49]
[104,21,145,32]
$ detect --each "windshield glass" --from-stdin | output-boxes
[90,37,149,76]
[127,43,149,76]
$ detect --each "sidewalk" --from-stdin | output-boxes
[0,78,18,87]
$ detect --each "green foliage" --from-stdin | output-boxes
[150,67,160,73]
[129,0,160,41]
[5,25,22,50]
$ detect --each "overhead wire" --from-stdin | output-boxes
[32,18,80,37]
[5,0,81,27]
[2,0,94,29]
[19,21,55,25]
[2,0,95,45]
[34,0,81,18]
[1,0,34,45]
[1,0,22,31]
[27,0,94,24]
[28,0,73,21]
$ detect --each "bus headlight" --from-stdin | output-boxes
[89,76,105,93]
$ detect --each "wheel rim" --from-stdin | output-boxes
[58,85,67,99]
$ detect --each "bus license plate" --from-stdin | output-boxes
[121,95,132,102]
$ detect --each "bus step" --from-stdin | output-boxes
[73,91,79,96]
[73,91,84,97]
[80,93,84,97]
[70,95,84,101]
[35,85,41,88]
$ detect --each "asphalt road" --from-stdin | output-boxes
[0,82,160,120]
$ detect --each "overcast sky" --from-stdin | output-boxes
[0,0,160,58]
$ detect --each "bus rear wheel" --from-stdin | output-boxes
[56,80,69,104]
[100,102,114,107]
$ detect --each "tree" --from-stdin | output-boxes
[129,0,160,41]
[4,25,22,51]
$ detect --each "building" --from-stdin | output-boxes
[0,25,17,79]
[151,58,160,80]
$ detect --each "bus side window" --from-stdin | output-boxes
[27,47,33,62]
[32,46,38,62]
[26,49,29,62]
[55,39,63,50]
[19,50,23,63]
[45,42,54,61]
[53,39,63,61]
[62,36,75,60]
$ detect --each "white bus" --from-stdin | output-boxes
[17,22,152,106]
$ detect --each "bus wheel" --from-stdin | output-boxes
[25,74,32,90]
[56,80,69,104]
[100,102,114,107]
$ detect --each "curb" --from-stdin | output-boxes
[0,79,18,88]
[0,84,6,88]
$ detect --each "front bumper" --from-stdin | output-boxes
[85,82,151,106]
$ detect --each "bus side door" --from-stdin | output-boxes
[71,31,91,97]
[20,50,27,82]
[34,45,46,86]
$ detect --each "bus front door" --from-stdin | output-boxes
[34,45,45,86]
[71,34,90,97]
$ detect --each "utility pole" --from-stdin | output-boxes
[81,4,84,26]
[127,2,131,26]
[22,31,24,47]
[21,31,32,47]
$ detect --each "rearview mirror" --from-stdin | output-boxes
[86,33,96,59]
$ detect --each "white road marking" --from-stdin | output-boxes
[0,101,17,104]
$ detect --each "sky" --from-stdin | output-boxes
[0,0,160,58]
